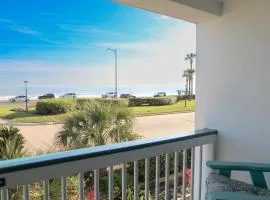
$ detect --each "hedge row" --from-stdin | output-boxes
[36,99,75,115]
[128,96,177,106]
[36,95,194,115]
[76,98,129,109]
[174,94,195,102]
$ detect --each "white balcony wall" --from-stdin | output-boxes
[196,0,270,198]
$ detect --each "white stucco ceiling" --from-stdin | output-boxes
[113,0,223,23]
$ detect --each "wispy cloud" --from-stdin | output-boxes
[9,25,41,36]
[0,18,12,23]
[96,42,160,51]
[59,24,121,36]
[0,18,41,36]
[0,23,196,90]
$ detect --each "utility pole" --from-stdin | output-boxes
[24,81,29,112]
[107,48,118,98]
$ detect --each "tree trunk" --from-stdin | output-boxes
[190,60,193,95]
[188,75,191,99]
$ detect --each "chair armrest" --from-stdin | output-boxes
[207,161,270,172]
[207,192,270,200]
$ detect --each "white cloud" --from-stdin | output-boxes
[58,24,121,36]
[1,22,196,90]
[9,25,41,36]
[0,19,42,36]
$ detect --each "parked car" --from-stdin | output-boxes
[9,95,30,102]
[101,92,117,98]
[38,93,55,100]
[60,93,76,98]
[154,92,166,97]
[120,94,136,98]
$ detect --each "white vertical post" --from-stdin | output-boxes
[94,169,99,200]
[1,189,8,200]
[108,166,114,200]
[61,177,67,200]
[78,172,84,200]
[165,154,170,200]
[182,150,187,200]
[122,164,127,200]
[43,180,49,200]
[190,147,195,200]
[134,161,139,200]
[145,158,150,200]
[173,151,179,200]
[155,156,160,200]
[198,146,203,200]
[23,184,30,200]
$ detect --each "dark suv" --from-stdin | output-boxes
[120,94,136,98]
[154,92,166,97]
[38,93,55,100]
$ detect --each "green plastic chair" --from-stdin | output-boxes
[206,161,270,200]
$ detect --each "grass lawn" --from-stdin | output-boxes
[0,100,195,123]
[132,100,195,116]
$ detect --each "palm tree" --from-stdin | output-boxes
[182,70,189,96]
[185,53,196,95]
[56,101,141,150]
[0,126,25,160]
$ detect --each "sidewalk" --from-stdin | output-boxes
[0,112,195,153]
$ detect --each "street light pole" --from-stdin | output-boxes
[24,81,29,112]
[107,48,118,98]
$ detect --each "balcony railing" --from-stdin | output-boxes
[0,128,217,200]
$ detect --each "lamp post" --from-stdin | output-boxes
[107,48,118,98]
[24,81,29,112]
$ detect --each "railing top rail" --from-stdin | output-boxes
[0,128,217,175]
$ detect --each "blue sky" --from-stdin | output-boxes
[0,0,195,96]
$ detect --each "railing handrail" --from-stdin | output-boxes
[0,128,217,175]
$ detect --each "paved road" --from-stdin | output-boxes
[7,112,195,153]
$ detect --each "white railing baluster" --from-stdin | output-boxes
[182,149,187,200]
[165,154,170,200]
[23,184,30,200]
[145,158,150,200]
[43,180,49,200]
[61,177,67,200]
[122,163,127,200]
[0,130,217,200]
[173,151,179,200]
[155,156,160,200]
[94,169,99,200]
[108,166,114,200]
[198,145,203,200]
[134,161,138,200]
[78,172,84,200]
[190,147,195,200]
[1,189,8,200]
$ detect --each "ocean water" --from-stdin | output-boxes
[0,86,184,101]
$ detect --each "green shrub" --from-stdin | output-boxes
[174,95,195,102]
[128,96,177,107]
[36,99,75,115]
[76,98,129,109]
[0,126,25,160]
